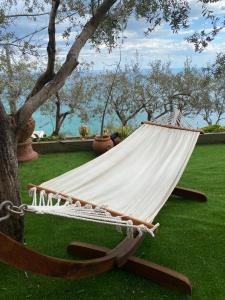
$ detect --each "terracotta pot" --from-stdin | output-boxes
[17,117,38,163]
[18,117,36,142]
[92,135,114,154]
[17,138,38,163]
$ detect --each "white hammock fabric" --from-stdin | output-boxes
[28,118,200,236]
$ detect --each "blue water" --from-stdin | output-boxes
[32,69,215,136]
[33,109,121,136]
[3,66,221,136]
[33,108,210,137]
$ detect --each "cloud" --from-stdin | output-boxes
[5,1,225,71]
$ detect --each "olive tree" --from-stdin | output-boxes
[140,60,174,120]
[140,59,201,121]
[193,67,225,125]
[0,45,36,114]
[109,61,143,126]
[91,58,143,129]
[40,63,95,136]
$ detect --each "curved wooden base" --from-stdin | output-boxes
[0,231,143,279]
[67,242,192,295]
[0,231,191,294]
[172,186,207,202]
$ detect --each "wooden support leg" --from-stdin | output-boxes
[67,242,192,295]
[0,232,143,280]
[172,186,207,202]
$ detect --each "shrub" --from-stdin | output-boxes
[79,125,89,138]
[32,134,66,142]
[103,124,135,139]
[202,124,225,133]
[117,125,134,138]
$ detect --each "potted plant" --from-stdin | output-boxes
[17,117,39,162]
[92,127,113,154]
[92,78,117,154]
[79,125,89,139]
[92,53,122,154]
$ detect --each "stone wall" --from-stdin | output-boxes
[32,139,93,154]
[32,133,225,154]
[198,132,225,145]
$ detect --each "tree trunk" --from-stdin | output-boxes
[147,111,153,121]
[52,97,70,136]
[121,120,127,126]
[0,115,24,242]
[9,97,17,114]
[203,115,212,126]
[52,98,61,136]
[52,121,61,136]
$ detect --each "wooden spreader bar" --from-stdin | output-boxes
[142,121,204,134]
[27,184,156,231]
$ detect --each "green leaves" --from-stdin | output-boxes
[187,0,224,52]
[134,0,190,34]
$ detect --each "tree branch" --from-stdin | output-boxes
[16,0,117,129]
[0,11,77,49]
[61,111,71,121]
[100,47,122,136]
[124,105,143,124]
[5,12,50,18]
[171,92,191,98]
[28,0,60,98]
[154,109,170,120]
[113,105,126,125]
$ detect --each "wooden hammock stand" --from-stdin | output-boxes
[0,186,207,295]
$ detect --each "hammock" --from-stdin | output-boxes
[27,112,201,236]
[0,112,206,294]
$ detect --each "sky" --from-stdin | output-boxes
[59,0,225,70]
[6,1,225,70]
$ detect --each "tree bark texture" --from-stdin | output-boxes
[0,112,24,241]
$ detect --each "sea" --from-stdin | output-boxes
[33,108,212,137]
[4,68,223,136]
[32,68,224,136]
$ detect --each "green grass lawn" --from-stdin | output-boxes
[1,145,225,300]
